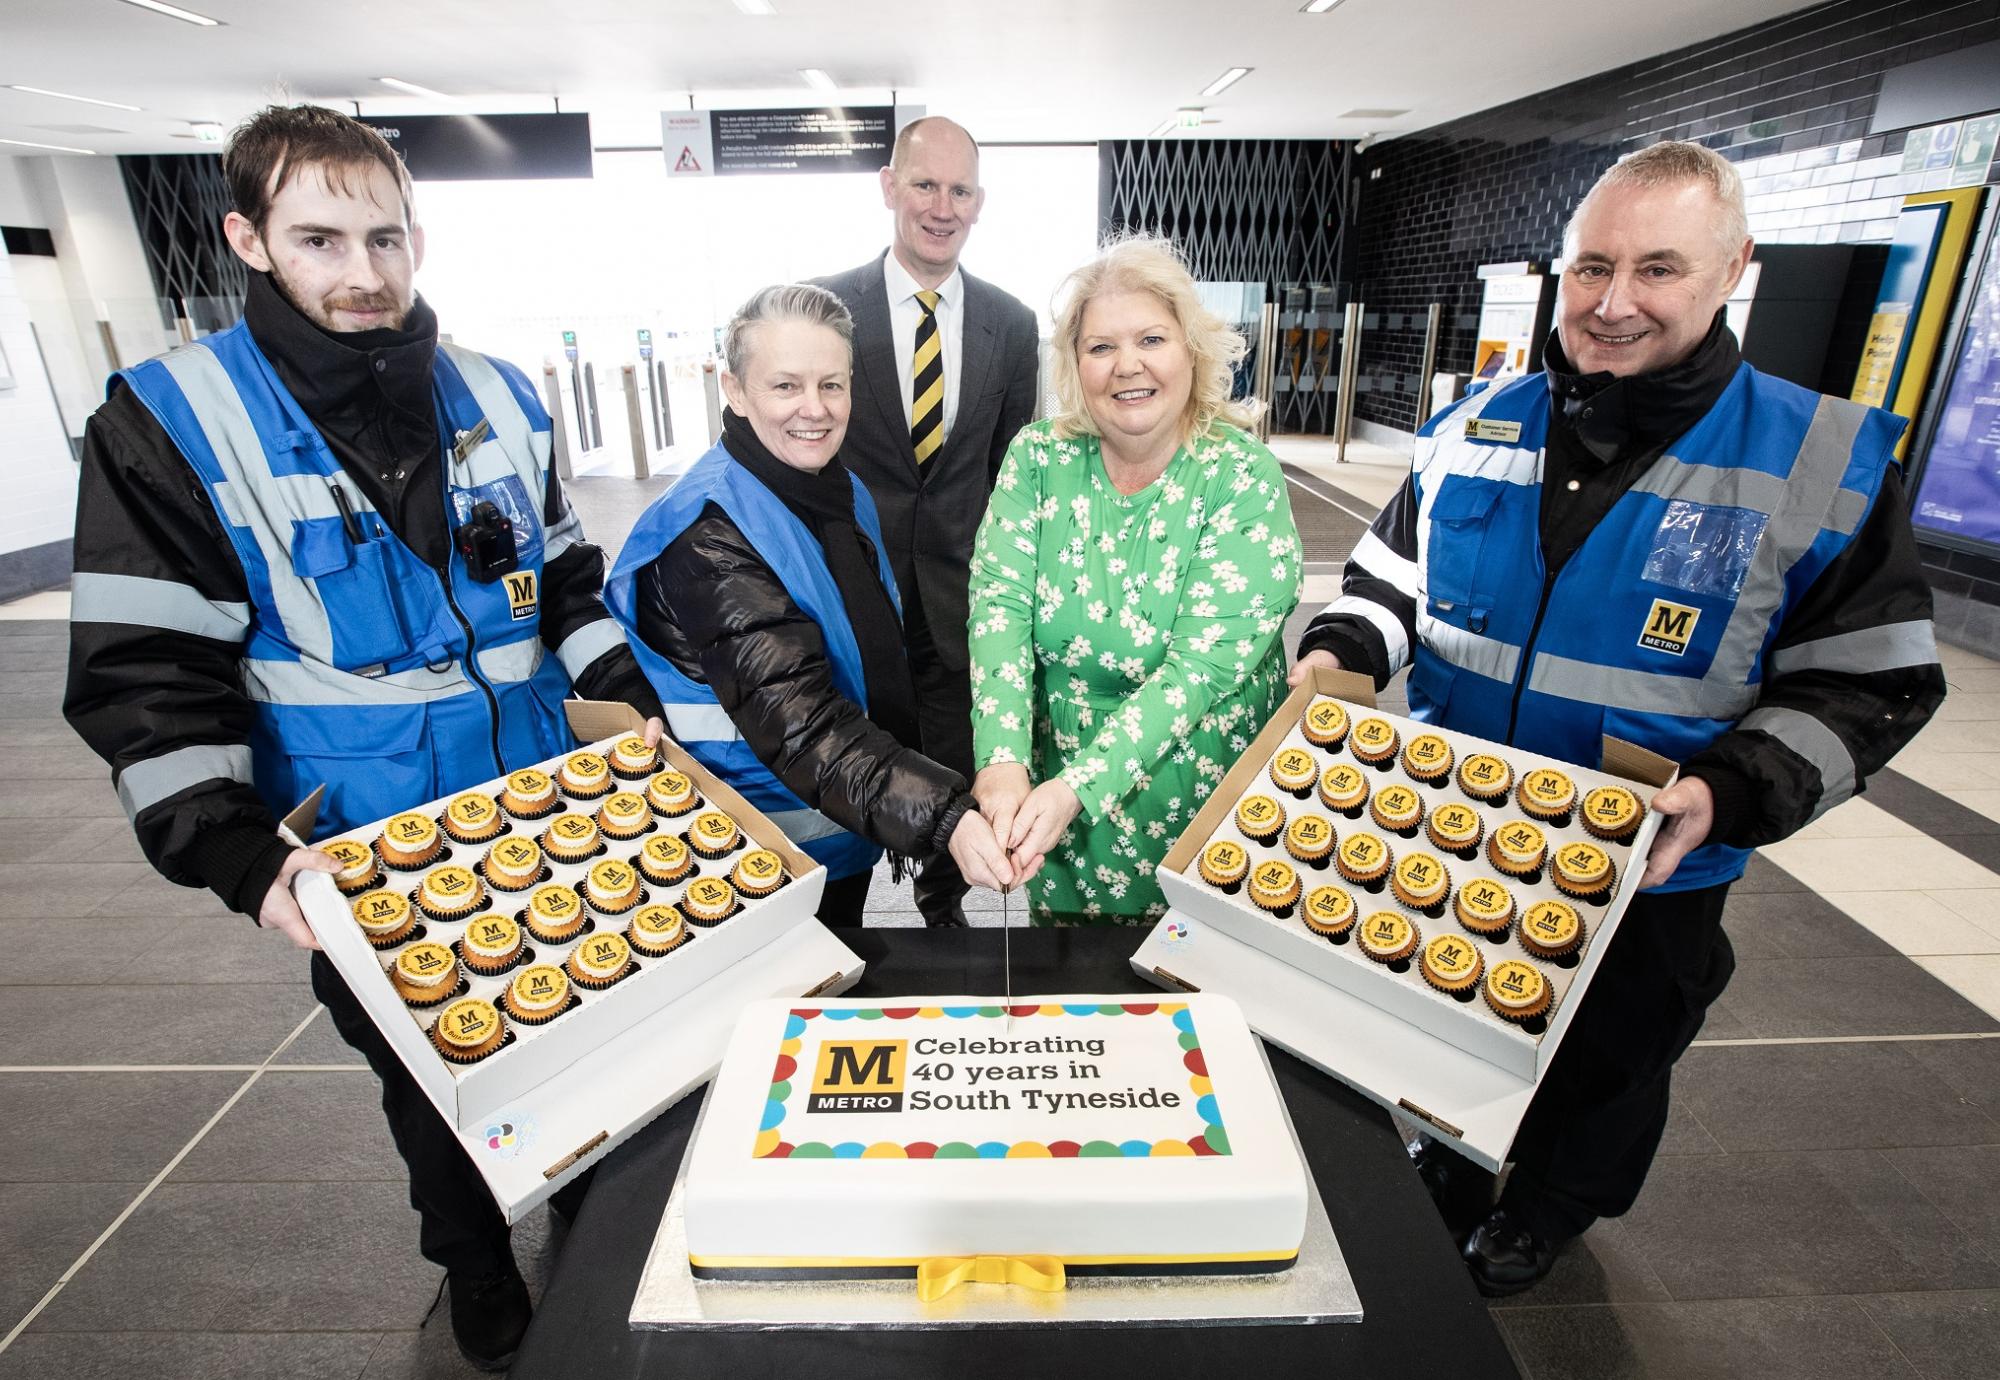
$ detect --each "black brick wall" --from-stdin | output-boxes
[1351,0,2000,434]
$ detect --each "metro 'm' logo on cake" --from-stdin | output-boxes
[809,1040,907,1112]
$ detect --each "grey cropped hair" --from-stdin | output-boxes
[723,283,856,376]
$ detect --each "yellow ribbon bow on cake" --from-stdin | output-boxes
[914,1254,1067,1302]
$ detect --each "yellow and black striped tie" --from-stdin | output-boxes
[910,289,944,464]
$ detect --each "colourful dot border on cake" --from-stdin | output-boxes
[752,1002,1230,1161]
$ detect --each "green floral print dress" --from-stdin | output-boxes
[968,419,1303,924]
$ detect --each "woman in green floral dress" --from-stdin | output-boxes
[969,236,1302,925]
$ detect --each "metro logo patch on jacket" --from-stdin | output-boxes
[1638,598,1700,655]
[504,570,538,621]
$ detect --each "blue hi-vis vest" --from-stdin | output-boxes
[116,320,584,839]
[1407,364,1904,892]
[605,441,898,879]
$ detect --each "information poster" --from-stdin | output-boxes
[1851,203,1946,408]
[661,107,893,178]
[1912,228,2000,546]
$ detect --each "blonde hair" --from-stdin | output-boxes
[1047,233,1260,445]
[1566,139,1749,255]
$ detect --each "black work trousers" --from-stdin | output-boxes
[311,953,587,1277]
[1496,881,1735,1242]
[902,585,974,926]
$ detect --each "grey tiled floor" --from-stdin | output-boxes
[3,463,1998,1377]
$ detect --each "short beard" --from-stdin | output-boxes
[266,263,409,334]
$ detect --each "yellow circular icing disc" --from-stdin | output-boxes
[1353,718,1395,749]
[1424,934,1480,982]
[1287,815,1332,851]
[1394,852,1447,895]
[649,770,692,799]
[1460,754,1509,789]
[1375,785,1419,819]
[1495,821,1546,859]
[1236,795,1282,830]
[685,877,735,914]
[614,736,652,761]
[1358,910,1412,955]
[589,859,637,894]
[1252,860,1297,895]
[602,792,649,823]
[326,839,373,869]
[384,812,436,847]
[1584,786,1640,829]
[693,811,738,843]
[645,834,689,867]
[1523,768,1576,807]
[737,849,784,883]
[1306,700,1348,736]
[1321,763,1366,801]
[396,941,455,983]
[352,890,409,930]
[1273,748,1316,780]
[1522,899,1581,948]
[1457,877,1513,921]
[530,885,582,922]
[549,813,596,843]
[1405,734,1451,769]
[1430,804,1479,842]
[1339,832,1386,870]
[1487,960,1548,1010]
[508,768,552,796]
[464,913,519,954]
[425,865,477,899]
[510,964,567,1007]
[437,998,500,1048]
[447,793,497,828]
[566,752,608,779]
[1557,842,1612,886]
[576,932,629,975]
[490,837,540,871]
[1304,885,1355,926]
[632,904,683,940]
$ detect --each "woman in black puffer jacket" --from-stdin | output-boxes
[606,284,1013,928]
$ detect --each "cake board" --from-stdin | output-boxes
[1130,911,1535,1173]
[626,1042,1360,1331]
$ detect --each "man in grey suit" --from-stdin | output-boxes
[814,116,1040,927]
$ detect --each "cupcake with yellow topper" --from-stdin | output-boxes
[350,889,415,949]
[457,912,524,976]
[645,769,700,817]
[1518,898,1585,961]
[430,997,507,1064]
[388,940,461,1007]
[596,791,653,842]
[582,858,644,915]
[1349,716,1400,768]
[638,833,695,887]
[1551,840,1616,903]
[1517,767,1578,824]
[688,810,742,859]
[565,931,635,990]
[1284,814,1336,869]
[680,875,739,928]
[1334,830,1392,890]
[626,903,690,957]
[502,964,573,1026]
[522,883,588,945]
[1369,782,1425,837]
[1247,859,1302,917]
[1301,884,1358,943]
[480,836,544,892]
[540,812,602,865]
[1402,733,1455,787]
[1196,839,1250,894]
[441,791,503,845]
[1389,851,1451,914]
[1452,876,1517,939]
[1487,819,1548,879]
[1484,959,1553,1025]
[415,864,486,921]
[1301,697,1350,749]
[1456,753,1513,805]
[1317,762,1370,818]
[732,849,788,898]
[558,750,613,799]
[1419,932,1485,1000]
[1425,801,1484,859]
[1356,909,1419,966]
[377,811,442,869]
[1234,794,1286,846]
[1268,747,1319,800]
[607,734,660,780]
[1580,784,1645,845]
[325,838,381,895]
[499,766,561,820]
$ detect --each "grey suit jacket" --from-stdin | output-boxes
[813,251,1040,673]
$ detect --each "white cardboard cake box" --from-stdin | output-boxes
[1133,666,1675,1171]
[288,700,866,1220]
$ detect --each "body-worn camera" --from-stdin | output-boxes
[455,501,518,581]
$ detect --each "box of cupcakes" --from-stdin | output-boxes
[289,702,863,1147]
[1149,667,1674,1087]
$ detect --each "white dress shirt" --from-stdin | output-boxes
[884,252,965,442]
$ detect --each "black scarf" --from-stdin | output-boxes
[1543,309,1742,466]
[720,409,921,753]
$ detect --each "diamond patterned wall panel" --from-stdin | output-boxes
[119,153,244,334]
[1099,138,1353,432]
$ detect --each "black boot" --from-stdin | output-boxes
[1409,1138,1496,1244]
[447,1263,532,1372]
[1461,1206,1565,1298]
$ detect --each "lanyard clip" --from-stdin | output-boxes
[452,417,493,466]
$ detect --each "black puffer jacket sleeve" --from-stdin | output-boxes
[633,503,970,858]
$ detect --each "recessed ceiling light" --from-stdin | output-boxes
[731,0,777,13]
[112,0,223,25]
[190,121,224,143]
[0,136,96,154]
[6,85,142,112]
[1340,108,1408,119]
[1301,0,1347,13]
[799,68,837,92]
[1199,67,1252,99]
[377,77,457,101]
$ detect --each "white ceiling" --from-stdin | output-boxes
[0,0,1825,157]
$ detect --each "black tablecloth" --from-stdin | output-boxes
[512,929,1519,1379]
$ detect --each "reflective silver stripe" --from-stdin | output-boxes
[159,346,339,664]
[1629,459,1793,514]
[1417,612,1521,684]
[116,742,254,819]
[1348,528,1419,598]
[70,572,250,641]
[1740,704,1856,820]
[474,638,544,685]
[1527,654,1758,720]
[555,618,627,681]
[762,806,849,845]
[664,701,743,743]
[442,343,553,479]
[1769,620,1939,677]
[243,657,472,706]
[1317,593,1409,672]
[543,504,586,562]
